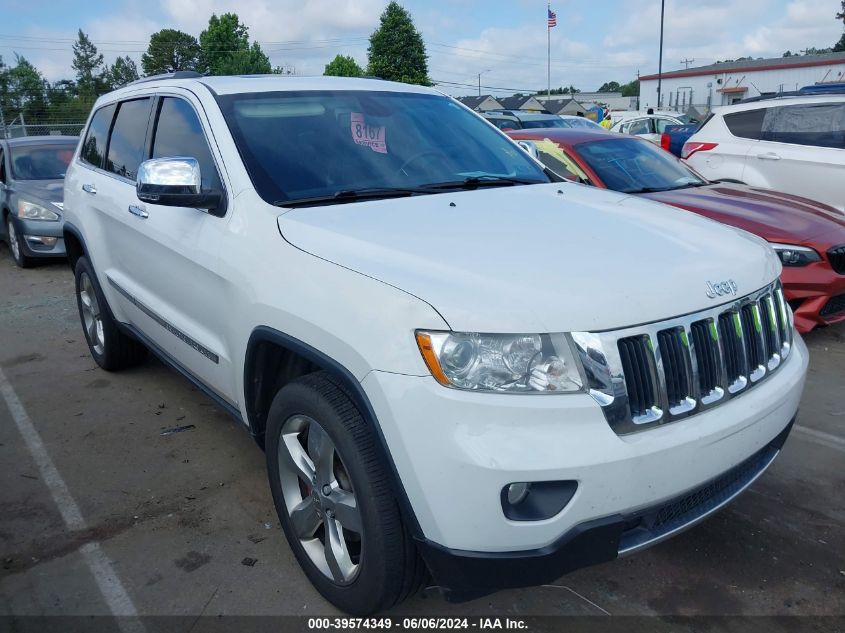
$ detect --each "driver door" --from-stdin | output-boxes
[105,92,237,402]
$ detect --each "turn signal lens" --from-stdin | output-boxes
[415,332,451,386]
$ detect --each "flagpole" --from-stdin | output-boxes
[547,1,551,98]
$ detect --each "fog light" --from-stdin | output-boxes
[501,480,578,521]
[506,482,531,506]
[25,235,58,246]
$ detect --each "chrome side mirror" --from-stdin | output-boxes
[136,157,221,210]
[515,140,539,159]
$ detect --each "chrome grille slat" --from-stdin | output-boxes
[571,281,793,435]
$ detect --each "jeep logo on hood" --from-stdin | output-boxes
[706,279,738,299]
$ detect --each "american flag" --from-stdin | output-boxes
[548,8,557,28]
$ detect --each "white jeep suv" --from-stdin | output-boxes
[63,74,808,614]
[683,94,845,212]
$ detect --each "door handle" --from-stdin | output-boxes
[756,152,781,160]
[82,183,97,194]
[128,205,149,219]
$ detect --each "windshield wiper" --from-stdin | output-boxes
[275,177,544,207]
[275,187,435,208]
[420,176,542,191]
[624,182,708,194]
[622,186,673,194]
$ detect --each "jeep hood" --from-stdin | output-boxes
[277,183,781,333]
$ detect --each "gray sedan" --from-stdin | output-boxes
[1,136,78,267]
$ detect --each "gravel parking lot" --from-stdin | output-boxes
[1,253,843,629]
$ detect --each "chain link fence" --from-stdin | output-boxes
[1,118,85,139]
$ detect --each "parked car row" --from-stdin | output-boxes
[480,109,604,131]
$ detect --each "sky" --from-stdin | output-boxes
[0,0,842,96]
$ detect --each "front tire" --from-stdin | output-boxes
[74,256,147,370]
[266,372,424,614]
[6,215,34,268]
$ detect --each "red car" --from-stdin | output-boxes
[508,127,845,332]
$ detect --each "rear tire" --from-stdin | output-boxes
[74,256,147,370]
[6,215,34,268]
[266,371,425,614]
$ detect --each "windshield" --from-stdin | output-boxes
[216,91,549,205]
[519,118,567,129]
[10,144,76,180]
[559,118,603,130]
[574,137,707,193]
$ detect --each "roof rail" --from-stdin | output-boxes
[740,84,845,104]
[125,71,204,87]
[481,108,554,115]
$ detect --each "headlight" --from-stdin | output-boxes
[415,331,584,393]
[17,200,60,221]
[770,243,820,267]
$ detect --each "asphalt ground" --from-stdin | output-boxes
[0,252,843,632]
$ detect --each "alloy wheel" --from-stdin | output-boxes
[277,414,363,585]
[6,218,21,262]
[79,272,105,356]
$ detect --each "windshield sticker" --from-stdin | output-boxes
[351,112,387,154]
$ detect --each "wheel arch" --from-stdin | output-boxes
[62,222,88,271]
[243,325,424,538]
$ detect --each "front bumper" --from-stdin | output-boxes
[13,215,66,259]
[418,418,793,601]
[361,333,808,592]
[782,264,845,331]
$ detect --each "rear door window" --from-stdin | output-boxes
[80,104,117,168]
[628,119,650,135]
[106,98,153,180]
[761,103,845,149]
[151,97,222,191]
[655,118,676,134]
[723,108,765,140]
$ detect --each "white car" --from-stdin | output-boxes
[611,113,683,143]
[683,94,845,212]
[62,73,807,614]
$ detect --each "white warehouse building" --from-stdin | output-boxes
[638,52,845,115]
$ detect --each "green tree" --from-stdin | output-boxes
[142,29,202,75]
[598,81,621,92]
[620,79,639,97]
[200,13,271,75]
[106,56,139,89]
[72,29,106,95]
[1,55,48,123]
[836,2,845,51]
[367,2,430,85]
[323,54,364,77]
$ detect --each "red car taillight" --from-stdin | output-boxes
[660,133,671,152]
[682,142,718,160]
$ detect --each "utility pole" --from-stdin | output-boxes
[547,1,551,98]
[477,69,490,96]
[657,0,665,109]
[680,58,695,69]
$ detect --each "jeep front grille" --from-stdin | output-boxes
[828,245,845,275]
[572,281,793,435]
